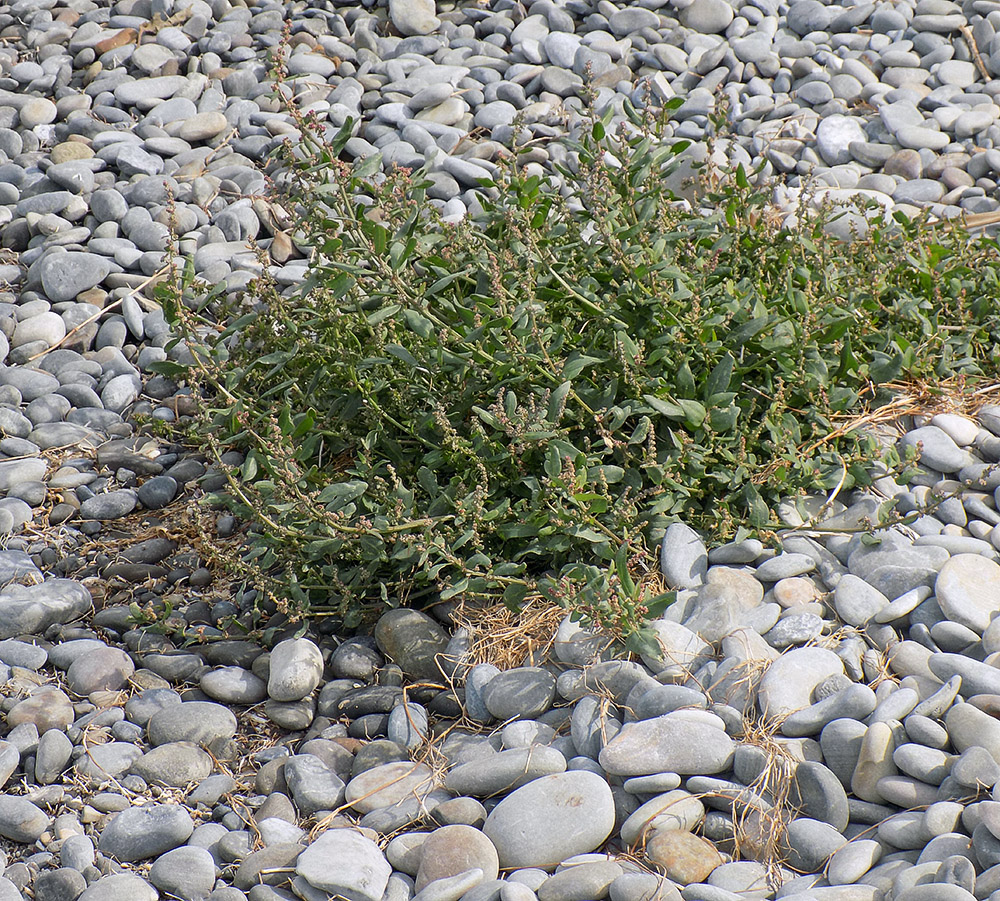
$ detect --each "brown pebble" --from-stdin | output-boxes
[646,829,723,884]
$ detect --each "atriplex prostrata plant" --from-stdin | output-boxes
[157,98,1000,643]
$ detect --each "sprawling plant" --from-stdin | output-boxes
[160,102,1000,641]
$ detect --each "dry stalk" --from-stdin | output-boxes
[450,598,565,670]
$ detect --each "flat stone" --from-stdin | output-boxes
[757,647,845,720]
[834,575,889,626]
[98,803,194,862]
[76,741,144,784]
[900,426,977,472]
[296,829,391,901]
[445,746,567,796]
[660,523,708,588]
[77,874,158,901]
[0,581,92,641]
[177,111,228,142]
[620,790,705,845]
[929,652,1000,695]
[783,817,847,872]
[128,742,214,787]
[935,553,1000,632]
[827,839,882,885]
[80,490,138,521]
[146,701,237,746]
[416,825,500,891]
[483,771,616,868]
[7,688,75,733]
[0,795,48,842]
[639,620,712,678]
[646,830,723,884]
[38,253,112,302]
[346,762,438,814]
[599,713,734,776]
[201,666,267,704]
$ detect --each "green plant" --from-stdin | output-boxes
[159,101,1000,633]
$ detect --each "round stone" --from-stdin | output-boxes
[482,667,556,720]
[483,771,616,868]
[415,825,500,891]
[599,713,735,776]
[98,804,194,862]
[66,646,134,694]
[146,701,238,746]
[757,647,845,720]
[646,830,723,884]
[295,829,391,901]
[128,742,214,787]
[148,846,217,900]
[268,637,324,702]
[678,0,734,33]
[201,666,267,704]
[935,554,1000,632]
[20,97,57,128]
[374,609,449,682]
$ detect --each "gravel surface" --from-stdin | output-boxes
[2,0,1000,900]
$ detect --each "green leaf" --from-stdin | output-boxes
[544,445,563,480]
[503,582,530,609]
[728,316,771,345]
[563,354,604,380]
[643,394,685,418]
[547,381,571,422]
[704,353,735,399]
[367,303,401,325]
[317,480,368,504]
[869,352,902,384]
[354,153,382,178]
[473,405,503,430]
[677,399,707,429]
[385,344,429,372]
[709,405,739,432]
[403,309,433,337]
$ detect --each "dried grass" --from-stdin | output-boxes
[449,597,565,670]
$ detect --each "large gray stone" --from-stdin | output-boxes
[146,701,237,747]
[660,523,708,589]
[374,609,449,682]
[600,713,734,776]
[296,829,391,901]
[38,252,113,302]
[98,804,194,862]
[483,771,615,868]
[0,795,48,842]
[0,581,92,640]
[268,637,324,702]
[935,554,1000,632]
[757,647,844,720]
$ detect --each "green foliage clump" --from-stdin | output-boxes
[164,105,1000,633]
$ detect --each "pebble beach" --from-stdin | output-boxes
[3,0,1000,900]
